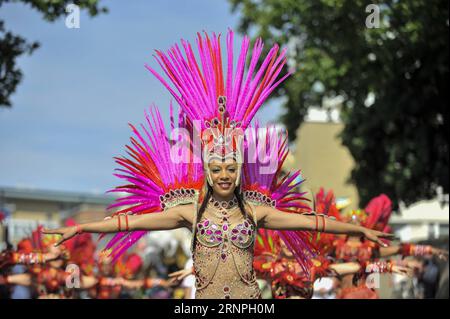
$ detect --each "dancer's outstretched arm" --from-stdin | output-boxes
[0,250,60,268]
[379,244,448,260]
[255,206,395,246]
[1,273,115,289]
[80,275,99,289]
[329,261,412,277]
[118,277,170,290]
[0,273,32,286]
[327,262,361,276]
[43,204,194,247]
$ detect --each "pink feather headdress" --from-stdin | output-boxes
[146,29,292,187]
[146,29,292,129]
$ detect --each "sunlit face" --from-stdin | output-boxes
[49,259,64,268]
[208,159,238,200]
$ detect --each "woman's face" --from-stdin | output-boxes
[208,159,238,200]
[48,245,64,268]
[49,259,64,268]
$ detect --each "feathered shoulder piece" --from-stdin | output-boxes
[102,105,204,260]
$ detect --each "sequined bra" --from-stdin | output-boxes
[191,197,261,298]
[196,218,255,249]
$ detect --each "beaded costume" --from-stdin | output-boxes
[100,29,316,299]
[312,190,425,299]
[193,198,260,298]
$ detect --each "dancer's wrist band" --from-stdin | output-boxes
[75,224,83,234]
[1,275,9,285]
[314,214,326,232]
[116,214,130,232]
[11,252,19,264]
[144,278,161,288]
[13,252,45,265]
[388,261,394,273]
[366,261,395,273]
[401,243,432,256]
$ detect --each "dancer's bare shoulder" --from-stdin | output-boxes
[244,202,263,225]
[173,203,196,228]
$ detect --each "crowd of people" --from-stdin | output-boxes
[0,190,447,299]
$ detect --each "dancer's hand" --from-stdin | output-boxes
[404,259,423,271]
[42,226,78,247]
[431,247,448,261]
[168,268,194,285]
[392,265,414,277]
[361,228,395,247]
[0,251,12,268]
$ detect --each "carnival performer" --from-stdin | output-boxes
[43,30,395,299]
[0,225,85,298]
[83,251,170,299]
[0,223,125,299]
[169,143,413,299]
[253,227,412,299]
[313,189,447,298]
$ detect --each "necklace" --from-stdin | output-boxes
[209,196,238,209]
[207,197,240,221]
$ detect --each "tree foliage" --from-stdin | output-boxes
[229,0,449,207]
[0,0,107,107]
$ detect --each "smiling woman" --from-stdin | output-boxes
[209,160,238,198]
[42,30,394,299]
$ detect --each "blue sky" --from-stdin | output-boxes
[0,0,286,194]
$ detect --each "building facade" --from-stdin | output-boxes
[0,186,115,247]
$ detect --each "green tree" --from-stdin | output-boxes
[0,0,107,107]
[229,0,448,207]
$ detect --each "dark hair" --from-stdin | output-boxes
[192,185,256,250]
[234,187,254,226]
[192,185,213,251]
